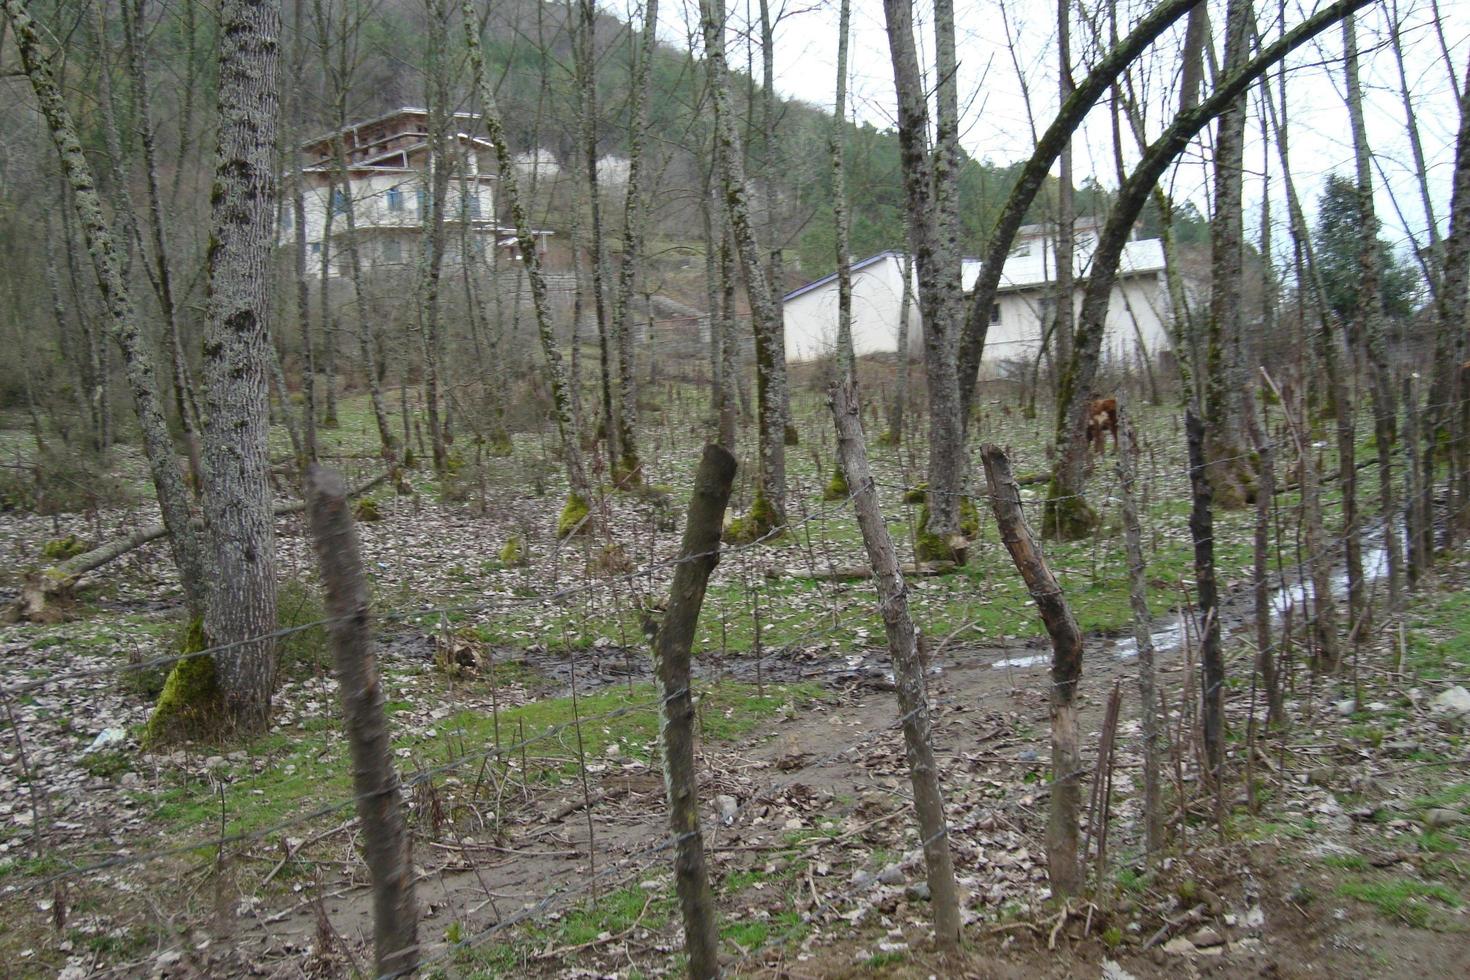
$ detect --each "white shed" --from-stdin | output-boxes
[782,224,1174,374]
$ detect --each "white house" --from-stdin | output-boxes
[782,220,1173,374]
[284,107,552,275]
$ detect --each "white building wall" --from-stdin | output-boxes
[782,251,1173,373]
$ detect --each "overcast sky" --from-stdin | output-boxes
[662,0,1469,266]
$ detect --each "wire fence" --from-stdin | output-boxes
[0,394,1450,978]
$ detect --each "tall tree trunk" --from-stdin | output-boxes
[1042,0,1370,540]
[832,379,962,950]
[830,0,854,381]
[462,0,594,531]
[1429,52,1470,543]
[201,0,284,734]
[419,0,452,476]
[699,0,786,532]
[1053,0,1076,378]
[957,0,1203,414]
[608,0,659,484]
[1203,0,1258,509]
[1344,13,1404,615]
[570,0,617,466]
[704,176,738,451]
[887,252,915,445]
[122,0,205,490]
[4,0,207,618]
[1186,411,1225,777]
[884,0,964,562]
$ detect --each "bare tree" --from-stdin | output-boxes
[699,0,787,534]
[200,0,284,733]
[3,0,207,620]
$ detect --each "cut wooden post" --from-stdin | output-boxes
[654,444,737,980]
[1115,409,1163,857]
[980,442,1084,897]
[305,465,417,978]
[831,379,962,952]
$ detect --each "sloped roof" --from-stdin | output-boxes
[782,239,1166,304]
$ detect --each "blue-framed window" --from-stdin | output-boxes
[331,188,348,214]
[386,187,403,212]
[465,191,481,219]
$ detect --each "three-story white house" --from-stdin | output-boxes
[284,107,551,275]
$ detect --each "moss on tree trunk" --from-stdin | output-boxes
[144,618,226,746]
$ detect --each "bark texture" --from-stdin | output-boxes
[700,0,787,530]
[831,379,962,950]
[982,444,1084,897]
[202,0,284,733]
[306,466,418,977]
[3,0,207,618]
[653,444,736,979]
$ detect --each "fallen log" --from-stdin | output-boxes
[764,560,957,581]
[6,471,390,623]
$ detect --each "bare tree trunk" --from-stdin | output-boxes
[305,466,417,977]
[309,2,401,473]
[982,443,1084,897]
[608,0,659,483]
[884,0,964,561]
[1429,52,1470,543]
[570,0,617,467]
[887,251,914,445]
[1115,409,1163,856]
[1344,13,1404,616]
[1203,0,1258,509]
[419,0,452,476]
[957,0,1203,413]
[1042,0,1370,539]
[832,380,962,950]
[703,179,737,451]
[201,0,283,734]
[122,0,205,490]
[699,0,786,531]
[1186,411,1225,778]
[462,0,594,529]
[1053,0,1076,376]
[4,0,207,619]
[654,443,736,980]
[830,0,854,381]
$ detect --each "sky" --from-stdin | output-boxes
[661,0,1470,267]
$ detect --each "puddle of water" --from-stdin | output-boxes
[991,653,1049,670]
[1110,537,1394,662]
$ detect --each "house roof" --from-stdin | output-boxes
[781,250,907,303]
[782,239,1166,304]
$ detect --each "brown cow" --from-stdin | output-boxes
[1086,397,1119,454]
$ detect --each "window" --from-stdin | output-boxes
[382,238,403,264]
[310,242,322,256]
[280,208,293,231]
[331,189,348,214]
[990,303,1001,325]
[465,191,481,219]
[1009,242,1033,258]
[386,187,403,212]
[417,188,429,216]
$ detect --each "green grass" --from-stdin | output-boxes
[1336,877,1461,927]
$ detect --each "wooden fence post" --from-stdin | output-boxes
[830,380,962,952]
[305,465,418,977]
[980,443,1084,897]
[655,444,737,979]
